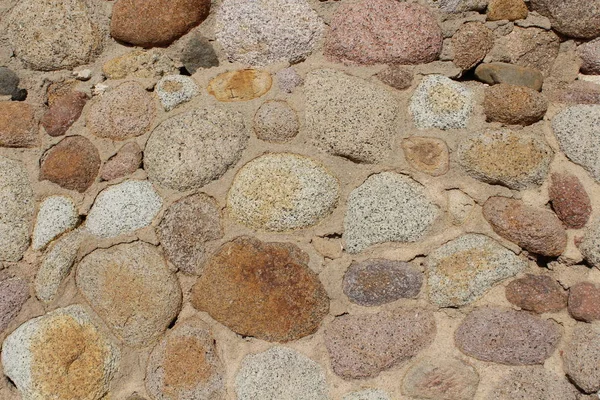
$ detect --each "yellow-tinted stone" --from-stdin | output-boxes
[208,69,272,102]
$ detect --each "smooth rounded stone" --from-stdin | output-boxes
[530,0,600,39]
[563,324,600,393]
[6,0,101,71]
[76,242,182,347]
[580,218,600,269]
[41,91,88,137]
[568,282,600,322]
[552,105,600,183]
[0,102,37,148]
[325,0,442,65]
[410,75,474,130]
[487,0,528,21]
[426,234,526,308]
[579,39,600,75]
[216,0,323,66]
[32,195,78,250]
[235,347,329,400]
[110,0,210,47]
[343,172,438,254]
[505,274,567,314]
[447,189,476,225]
[549,172,592,229]
[492,27,559,75]
[207,69,272,102]
[457,130,553,190]
[86,81,156,141]
[490,366,578,400]
[227,153,339,232]
[0,278,29,332]
[402,136,450,176]
[155,75,198,111]
[454,307,561,365]
[146,318,225,400]
[100,142,142,181]
[253,100,299,143]
[343,389,391,400]
[39,135,100,192]
[276,67,303,93]
[484,84,548,125]
[483,197,567,257]
[191,237,329,342]
[305,69,400,163]
[1,305,119,400]
[401,357,480,400]
[375,66,413,90]
[157,193,223,275]
[0,67,19,96]
[85,180,162,239]
[452,22,494,70]
[343,259,423,306]
[437,0,488,12]
[324,309,436,379]
[181,33,219,74]
[475,62,544,91]
[0,156,34,261]
[144,107,248,191]
[102,49,178,80]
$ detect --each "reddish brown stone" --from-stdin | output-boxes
[39,136,100,192]
[41,91,88,137]
[483,197,567,257]
[110,0,211,47]
[549,172,592,229]
[100,142,142,181]
[548,81,600,105]
[568,282,600,322]
[452,22,494,70]
[484,84,548,126]
[505,274,567,313]
[0,102,37,147]
[191,237,329,342]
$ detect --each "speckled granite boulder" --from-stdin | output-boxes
[563,324,600,393]
[505,274,567,314]
[530,0,600,39]
[253,100,299,143]
[155,75,198,111]
[32,196,78,250]
[490,367,578,399]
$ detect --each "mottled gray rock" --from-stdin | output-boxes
[343,172,438,253]
[254,100,299,143]
[563,324,600,393]
[579,218,600,269]
[155,75,198,111]
[0,278,29,333]
[475,62,544,91]
[490,367,578,399]
[181,33,219,74]
[436,0,488,12]
[276,67,303,93]
[343,389,391,400]
[32,196,78,251]
[0,67,19,96]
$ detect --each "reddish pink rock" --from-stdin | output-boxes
[505,274,567,314]
[41,91,88,137]
[568,282,600,322]
[579,39,600,75]
[549,172,592,229]
[324,0,443,65]
[100,142,142,181]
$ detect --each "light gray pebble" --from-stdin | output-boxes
[254,100,299,143]
[32,196,78,251]
[155,74,199,111]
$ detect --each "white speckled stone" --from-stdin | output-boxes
[155,75,199,111]
[32,196,78,250]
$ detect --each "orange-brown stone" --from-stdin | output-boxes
[208,69,272,102]
[0,102,37,147]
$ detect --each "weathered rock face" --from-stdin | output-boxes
[102,49,178,80]
[505,274,567,314]
[191,237,329,342]
[578,38,600,75]
[0,102,37,148]
[490,367,578,400]
[207,69,272,102]
[549,172,592,229]
[475,62,544,91]
[402,137,450,176]
[563,324,600,393]
[487,0,528,21]
[580,218,600,269]
[0,278,29,333]
[530,0,600,39]
[452,22,494,70]
[483,84,548,125]
[41,91,87,137]
[100,142,142,181]
[253,100,299,143]
[376,66,413,90]
[490,27,559,75]
[568,282,600,322]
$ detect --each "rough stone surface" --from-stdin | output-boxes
[1,305,120,400]
[86,81,156,141]
[568,282,600,322]
[207,69,272,102]
[452,22,494,70]
[490,367,578,400]
[447,189,476,225]
[484,84,548,125]
[41,91,88,137]
[578,39,600,75]
[475,62,544,91]
[253,100,299,143]
[483,197,567,256]
[146,318,225,400]
[426,234,526,307]
[342,259,423,306]
[505,274,567,314]
[100,142,142,181]
[227,153,339,232]
[191,237,329,342]
[110,0,211,47]
[401,357,480,400]
[324,309,436,379]
[457,130,553,190]
[216,0,323,66]
[0,102,37,148]
[375,66,414,90]
[76,242,182,347]
[552,105,600,183]
[102,49,178,80]
[181,33,219,74]
[549,172,592,229]
[0,156,34,261]
[402,136,450,176]
[305,69,400,163]
[325,0,442,65]
[6,0,102,71]
[549,81,600,105]
[235,347,329,400]
[276,68,303,93]
[32,195,78,250]
[344,172,438,253]
[158,193,223,275]
[437,0,488,12]
[343,390,391,400]
[563,324,600,393]
[454,307,561,365]
[85,180,162,239]
[410,75,473,130]
[487,0,528,21]
[39,136,100,192]
[580,218,600,269]
[144,107,248,191]
[155,75,198,111]
[530,0,600,39]
[0,67,19,96]
[0,278,29,333]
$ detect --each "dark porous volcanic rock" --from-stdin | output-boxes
[563,324,600,393]
[191,237,329,342]
[568,282,600,322]
[0,102,37,148]
[549,172,592,229]
[505,274,567,313]
[484,84,548,125]
[40,91,87,137]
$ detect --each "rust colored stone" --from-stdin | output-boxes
[41,91,88,137]
[164,336,211,387]
[0,102,37,147]
[402,136,449,176]
[484,84,548,126]
[487,0,528,21]
[207,69,272,102]
[549,172,592,229]
[505,274,567,313]
[452,22,494,70]
[568,282,600,322]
